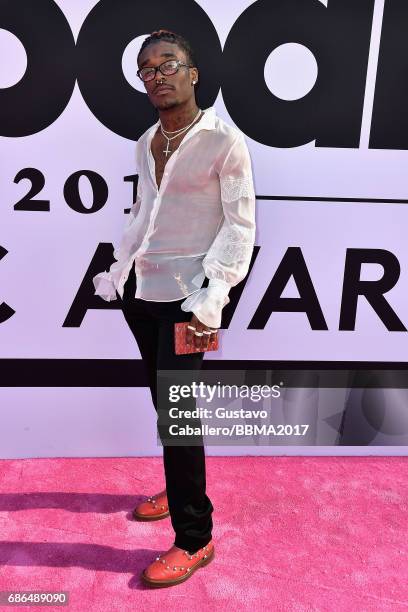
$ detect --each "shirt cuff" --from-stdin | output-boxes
[180,281,231,328]
[93,271,118,302]
[208,277,231,295]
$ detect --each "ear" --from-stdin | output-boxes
[191,67,199,84]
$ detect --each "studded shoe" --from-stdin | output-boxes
[133,489,169,521]
[141,540,215,588]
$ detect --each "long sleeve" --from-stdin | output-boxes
[93,144,142,302]
[180,132,256,328]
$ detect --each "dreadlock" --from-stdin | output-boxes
[137,29,198,75]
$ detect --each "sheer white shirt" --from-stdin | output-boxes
[93,105,256,328]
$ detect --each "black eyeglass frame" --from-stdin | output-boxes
[137,59,194,82]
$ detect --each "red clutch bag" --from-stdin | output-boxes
[174,322,219,355]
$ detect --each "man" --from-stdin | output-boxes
[93,29,256,587]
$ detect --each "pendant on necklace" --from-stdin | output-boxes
[163,140,171,157]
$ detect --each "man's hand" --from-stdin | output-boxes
[186,314,218,351]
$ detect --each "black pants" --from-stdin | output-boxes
[119,264,214,552]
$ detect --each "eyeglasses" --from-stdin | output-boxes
[137,59,193,83]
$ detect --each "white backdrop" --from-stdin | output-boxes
[1,0,407,457]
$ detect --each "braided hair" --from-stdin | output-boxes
[137,29,199,92]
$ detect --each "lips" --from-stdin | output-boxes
[155,86,174,95]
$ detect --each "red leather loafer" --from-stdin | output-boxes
[141,540,215,588]
[133,489,169,521]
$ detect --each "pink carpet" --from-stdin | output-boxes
[0,456,407,611]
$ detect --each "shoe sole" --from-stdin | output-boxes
[133,508,170,521]
[141,547,215,588]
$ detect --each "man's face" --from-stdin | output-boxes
[137,41,198,110]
